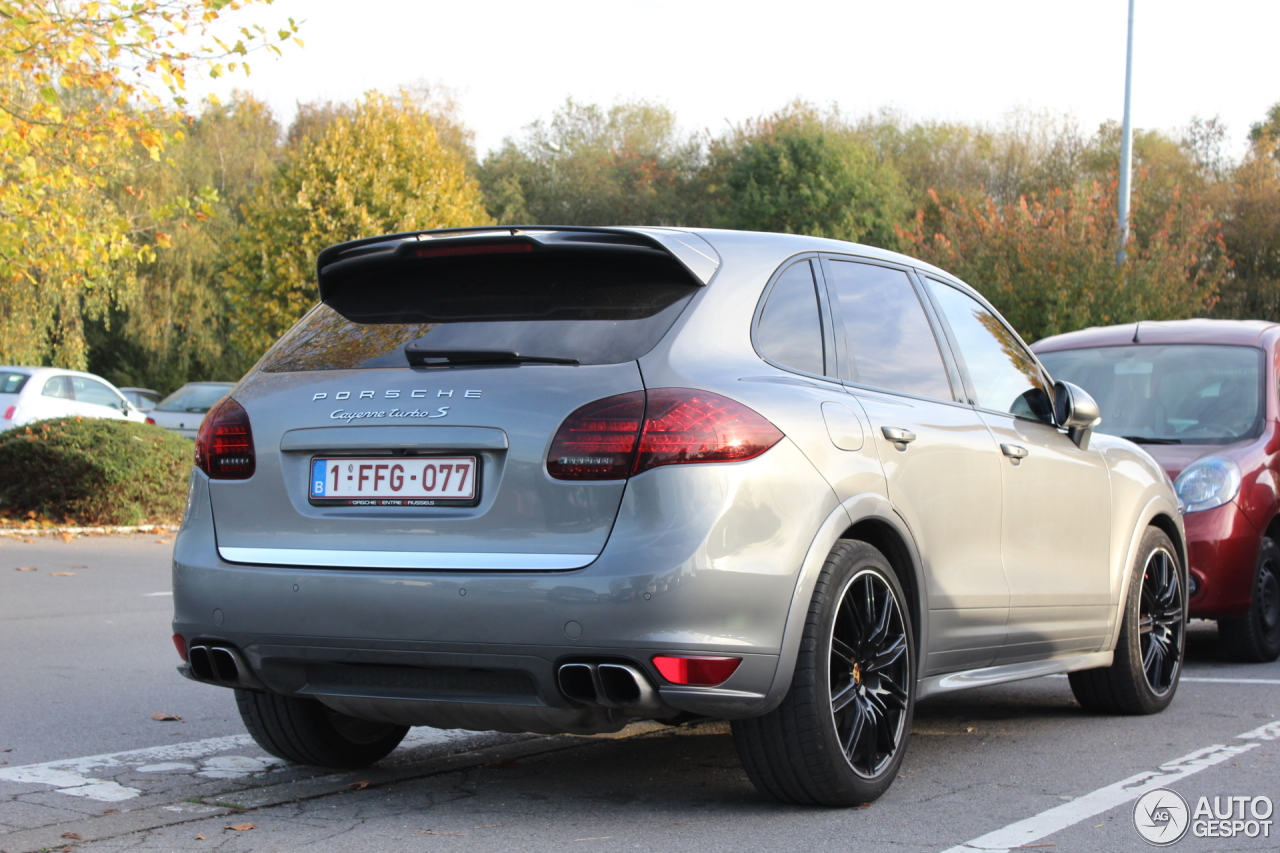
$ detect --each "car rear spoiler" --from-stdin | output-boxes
[315,226,721,302]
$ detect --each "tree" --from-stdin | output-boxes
[478,98,701,226]
[898,178,1226,342]
[1213,139,1280,319]
[0,0,298,368]
[222,90,491,363]
[87,93,285,390]
[705,102,905,249]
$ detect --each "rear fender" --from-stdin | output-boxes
[761,493,925,712]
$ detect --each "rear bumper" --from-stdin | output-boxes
[172,440,837,726]
[1184,500,1260,618]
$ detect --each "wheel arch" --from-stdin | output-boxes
[761,493,927,714]
[1107,498,1188,652]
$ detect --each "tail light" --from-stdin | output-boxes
[195,397,255,480]
[145,416,156,426]
[3,405,14,420]
[172,634,188,661]
[547,389,782,480]
[652,655,742,686]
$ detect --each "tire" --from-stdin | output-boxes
[235,689,408,769]
[1069,527,1185,715]
[731,540,915,806]
[1218,536,1280,663]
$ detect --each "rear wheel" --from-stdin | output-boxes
[1070,527,1184,715]
[1218,537,1280,663]
[235,689,408,769]
[732,540,914,806]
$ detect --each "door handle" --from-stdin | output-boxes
[881,426,916,445]
[1001,443,1028,459]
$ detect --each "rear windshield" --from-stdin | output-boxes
[0,372,29,394]
[155,384,233,413]
[259,251,698,372]
[1038,344,1265,445]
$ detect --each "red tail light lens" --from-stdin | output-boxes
[195,397,255,480]
[172,633,188,661]
[3,405,14,420]
[634,389,782,474]
[652,655,742,686]
[547,389,782,480]
[145,416,156,426]
[547,391,645,480]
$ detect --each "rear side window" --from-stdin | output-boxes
[825,260,954,400]
[42,376,72,399]
[260,249,698,372]
[756,260,825,376]
[0,372,29,394]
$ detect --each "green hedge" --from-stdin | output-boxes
[0,417,193,525]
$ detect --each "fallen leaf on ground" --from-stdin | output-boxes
[22,538,37,543]
[347,780,371,790]
[15,566,37,571]
[60,532,74,542]
[102,808,117,814]
[155,539,173,544]
[195,834,206,840]
[50,572,75,576]
[61,832,82,839]
[483,759,519,768]
[225,823,257,832]
[151,712,182,721]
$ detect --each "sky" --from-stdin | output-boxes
[189,0,1280,159]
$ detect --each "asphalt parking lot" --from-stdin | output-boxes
[1,534,1276,853]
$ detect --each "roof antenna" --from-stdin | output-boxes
[1132,321,1141,343]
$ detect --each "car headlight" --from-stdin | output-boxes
[1174,456,1242,513]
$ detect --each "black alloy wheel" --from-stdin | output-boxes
[1139,545,1184,695]
[829,568,911,779]
[732,539,916,806]
[1069,526,1185,715]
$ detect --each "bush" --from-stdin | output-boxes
[0,418,193,525]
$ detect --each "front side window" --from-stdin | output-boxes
[756,260,825,376]
[72,377,124,409]
[927,280,1053,423]
[1037,344,1264,444]
[825,260,953,400]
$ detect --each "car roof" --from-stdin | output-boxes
[1032,318,1280,352]
[0,366,120,381]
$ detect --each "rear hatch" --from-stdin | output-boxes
[209,229,712,570]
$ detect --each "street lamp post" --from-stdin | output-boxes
[1117,0,1135,266]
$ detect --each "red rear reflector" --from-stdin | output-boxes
[195,397,255,480]
[634,389,782,474]
[547,392,645,480]
[413,242,532,259]
[172,634,188,662]
[3,405,13,420]
[652,655,742,686]
[145,416,156,426]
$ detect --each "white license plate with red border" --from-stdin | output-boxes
[310,456,478,505]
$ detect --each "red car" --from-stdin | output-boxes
[1033,319,1280,662]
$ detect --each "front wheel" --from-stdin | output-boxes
[235,689,408,769]
[1069,526,1185,715]
[732,540,915,806]
[1218,536,1280,663]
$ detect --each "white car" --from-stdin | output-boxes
[0,366,149,428]
[148,382,235,438]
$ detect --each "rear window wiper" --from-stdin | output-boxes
[1120,435,1182,444]
[405,344,579,367]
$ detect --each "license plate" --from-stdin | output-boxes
[310,456,478,506]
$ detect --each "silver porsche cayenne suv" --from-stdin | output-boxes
[173,226,1186,806]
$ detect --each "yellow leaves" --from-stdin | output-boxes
[154,232,172,249]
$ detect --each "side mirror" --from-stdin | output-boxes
[1053,380,1101,450]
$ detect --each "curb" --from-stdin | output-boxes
[0,524,179,538]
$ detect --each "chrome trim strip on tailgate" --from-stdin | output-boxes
[217,547,596,570]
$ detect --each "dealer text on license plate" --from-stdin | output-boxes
[310,456,477,505]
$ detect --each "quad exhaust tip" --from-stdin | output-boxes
[557,662,663,711]
[186,643,262,689]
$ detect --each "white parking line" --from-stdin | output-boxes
[0,728,488,802]
[1179,676,1280,685]
[938,721,1279,853]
